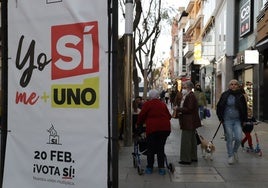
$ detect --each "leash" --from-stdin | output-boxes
[211,122,222,143]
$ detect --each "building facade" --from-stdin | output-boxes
[255,0,268,121]
[172,0,268,121]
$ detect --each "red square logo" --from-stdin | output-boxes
[51,21,99,80]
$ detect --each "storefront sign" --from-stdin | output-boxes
[245,50,259,64]
[240,0,252,37]
[194,42,202,64]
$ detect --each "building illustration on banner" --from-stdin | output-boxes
[47,124,61,145]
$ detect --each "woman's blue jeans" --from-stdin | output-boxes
[224,119,243,157]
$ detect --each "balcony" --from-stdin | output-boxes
[184,19,194,33]
[183,43,194,58]
[193,9,204,29]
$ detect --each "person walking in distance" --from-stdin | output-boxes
[164,90,170,104]
[174,81,202,165]
[170,89,177,108]
[216,79,248,164]
[194,83,207,122]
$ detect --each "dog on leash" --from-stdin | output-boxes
[199,135,216,161]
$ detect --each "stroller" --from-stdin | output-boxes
[132,125,175,175]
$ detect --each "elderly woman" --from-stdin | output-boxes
[175,81,202,165]
[137,89,171,175]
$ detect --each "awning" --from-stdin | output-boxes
[256,37,268,52]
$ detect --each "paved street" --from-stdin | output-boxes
[119,105,268,188]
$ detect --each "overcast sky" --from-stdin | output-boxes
[118,0,187,66]
[155,0,187,65]
[118,0,187,34]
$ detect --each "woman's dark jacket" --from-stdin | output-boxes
[178,92,202,130]
[216,89,248,123]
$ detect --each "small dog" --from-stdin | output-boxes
[199,135,216,161]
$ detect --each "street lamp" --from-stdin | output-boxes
[125,0,133,35]
[123,0,133,146]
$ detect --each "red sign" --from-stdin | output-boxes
[51,21,99,80]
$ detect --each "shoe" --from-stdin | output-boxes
[228,156,234,165]
[178,161,191,165]
[255,121,261,125]
[248,146,254,152]
[221,135,227,141]
[191,159,198,162]
[158,168,166,175]
[145,167,153,174]
[234,152,239,161]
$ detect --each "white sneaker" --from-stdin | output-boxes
[228,156,234,164]
[234,153,239,161]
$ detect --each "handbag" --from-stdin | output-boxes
[204,108,211,118]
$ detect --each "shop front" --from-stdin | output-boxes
[256,3,268,121]
[234,50,259,120]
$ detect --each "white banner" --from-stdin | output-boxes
[4,1,108,187]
